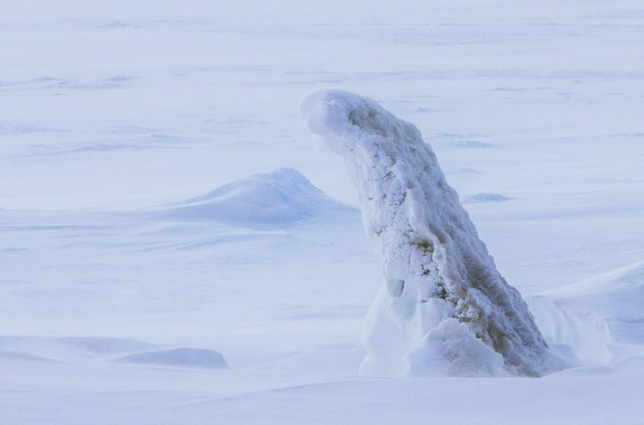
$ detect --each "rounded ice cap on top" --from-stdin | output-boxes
[299,90,422,153]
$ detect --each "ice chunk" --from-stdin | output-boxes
[300,90,562,377]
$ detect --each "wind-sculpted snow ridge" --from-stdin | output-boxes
[545,259,644,345]
[300,90,564,377]
[148,168,357,229]
[116,348,229,369]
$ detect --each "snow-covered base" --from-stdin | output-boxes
[301,90,562,377]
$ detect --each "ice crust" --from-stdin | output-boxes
[300,90,562,377]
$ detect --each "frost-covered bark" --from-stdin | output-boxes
[300,90,562,377]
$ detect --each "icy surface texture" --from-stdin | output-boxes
[300,90,561,377]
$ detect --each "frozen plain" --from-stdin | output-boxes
[1,0,644,423]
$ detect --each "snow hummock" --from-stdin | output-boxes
[544,259,644,344]
[147,168,356,229]
[0,336,158,363]
[116,348,229,369]
[528,296,612,366]
[300,90,562,377]
[0,336,229,369]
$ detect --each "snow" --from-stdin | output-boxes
[146,167,357,228]
[301,90,561,377]
[116,348,229,369]
[405,317,509,377]
[2,0,644,423]
[528,297,612,366]
[544,259,644,344]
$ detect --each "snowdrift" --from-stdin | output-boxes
[528,296,612,366]
[544,259,644,345]
[147,168,357,229]
[116,348,229,369]
[0,336,156,362]
[0,336,229,369]
[300,90,563,377]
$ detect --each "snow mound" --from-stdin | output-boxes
[148,168,356,228]
[406,318,509,377]
[0,350,56,363]
[545,259,644,344]
[115,348,229,369]
[0,336,158,362]
[0,336,231,370]
[0,336,155,361]
[528,296,612,366]
[300,90,562,377]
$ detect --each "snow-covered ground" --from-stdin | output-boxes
[2,0,644,423]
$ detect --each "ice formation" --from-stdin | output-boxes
[300,90,562,377]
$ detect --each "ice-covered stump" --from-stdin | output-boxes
[300,90,562,377]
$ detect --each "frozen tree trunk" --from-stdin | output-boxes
[300,90,562,377]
